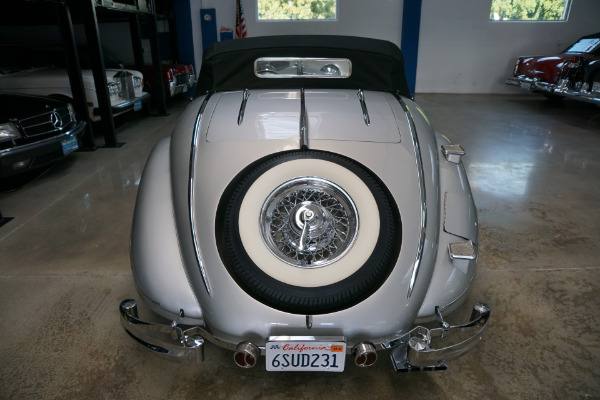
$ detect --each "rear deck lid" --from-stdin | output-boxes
[205,89,402,143]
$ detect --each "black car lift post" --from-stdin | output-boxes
[57,1,97,151]
[78,0,122,148]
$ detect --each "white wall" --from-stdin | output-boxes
[189,0,404,71]
[3,0,596,95]
[416,0,600,93]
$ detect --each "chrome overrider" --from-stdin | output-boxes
[506,75,600,105]
[119,299,490,371]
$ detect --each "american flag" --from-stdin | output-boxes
[236,0,247,38]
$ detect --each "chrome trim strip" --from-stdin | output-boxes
[357,89,370,126]
[394,94,427,299]
[237,89,250,126]
[189,94,213,295]
[300,88,309,149]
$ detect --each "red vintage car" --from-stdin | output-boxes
[506,32,600,105]
[144,63,196,98]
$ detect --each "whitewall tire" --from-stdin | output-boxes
[216,150,401,314]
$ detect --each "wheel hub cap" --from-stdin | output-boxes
[260,177,359,268]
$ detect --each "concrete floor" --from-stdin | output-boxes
[0,94,598,399]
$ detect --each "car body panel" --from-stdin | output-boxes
[135,91,447,343]
[130,136,202,320]
[123,35,488,370]
[206,90,402,143]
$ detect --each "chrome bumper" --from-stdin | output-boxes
[506,76,600,105]
[506,76,554,93]
[112,92,151,112]
[119,299,238,365]
[120,299,490,371]
[386,303,490,372]
[555,85,600,105]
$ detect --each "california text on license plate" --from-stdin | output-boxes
[266,337,346,372]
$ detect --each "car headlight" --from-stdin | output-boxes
[0,123,22,143]
[108,81,121,95]
[133,76,142,88]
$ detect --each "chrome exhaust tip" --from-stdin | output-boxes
[233,342,260,368]
[353,342,377,367]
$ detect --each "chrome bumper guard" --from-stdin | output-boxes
[387,302,490,372]
[120,299,490,370]
[119,299,238,365]
[506,76,554,93]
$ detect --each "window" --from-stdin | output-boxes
[490,0,571,21]
[254,58,351,78]
[258,0,336,21]
[565,38,600,55]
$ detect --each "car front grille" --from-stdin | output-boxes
[174,73,190,86]
[20,106,74,138]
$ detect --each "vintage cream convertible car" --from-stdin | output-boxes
[0,44,150,121]
[120,35,490,372]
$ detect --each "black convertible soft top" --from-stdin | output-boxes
[195,35,410,97]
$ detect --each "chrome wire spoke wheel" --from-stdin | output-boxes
[260,177,359,268]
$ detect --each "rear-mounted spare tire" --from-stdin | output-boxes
[216,150,401,314]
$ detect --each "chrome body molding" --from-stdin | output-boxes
[357,89,370,126]
[300,88,308,148]
[394,94,427,299]
[237,89,250,126]
[189,94,213,295]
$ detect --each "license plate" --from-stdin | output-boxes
[61,136,79,155]
[133,100,142,111]
[266,336,346,372]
